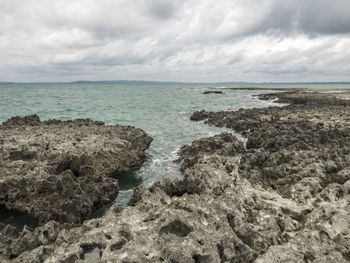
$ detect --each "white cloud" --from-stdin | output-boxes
[0,0,349,82]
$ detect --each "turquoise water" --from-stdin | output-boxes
[1,82,349,208]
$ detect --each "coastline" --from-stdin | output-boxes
[1,89,349,262]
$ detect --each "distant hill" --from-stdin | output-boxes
[1,80,350,85]
[69,80,350,85]
[71,80,193,85]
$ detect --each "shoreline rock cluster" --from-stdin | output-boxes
[1,91,350,262]
[190,91,350,262]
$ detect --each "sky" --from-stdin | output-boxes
[1,0,350,83]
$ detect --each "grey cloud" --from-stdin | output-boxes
[298,0,350,35]
[248,2,299,35]
[217,0,350,40]
[0,0,350,82]
[148,1,177,20]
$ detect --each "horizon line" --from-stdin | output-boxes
[1,80,350,85]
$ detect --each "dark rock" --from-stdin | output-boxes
[1,114,41,126]
[203,91,224,94]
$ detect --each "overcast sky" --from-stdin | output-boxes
[1,0,350,82]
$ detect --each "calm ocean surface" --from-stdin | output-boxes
[1,82,349,209]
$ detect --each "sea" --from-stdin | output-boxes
[1,81,349,212]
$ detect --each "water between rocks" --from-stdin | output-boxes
[3,82,338,212]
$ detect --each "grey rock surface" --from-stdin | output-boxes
[190,91,350,262]
[1,91,350,262]
[176,132,244,172]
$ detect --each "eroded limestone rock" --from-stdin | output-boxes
[0,115,152,226]
[176,132,244,172]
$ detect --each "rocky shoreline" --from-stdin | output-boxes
[1,91,349,262]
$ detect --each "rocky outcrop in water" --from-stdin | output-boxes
[0,115,152,227]
[203,91,224,95]
[1,91,350,262]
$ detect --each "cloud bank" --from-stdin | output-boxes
[1,0,350,82]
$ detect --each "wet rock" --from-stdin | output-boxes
[203,91,224,95]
